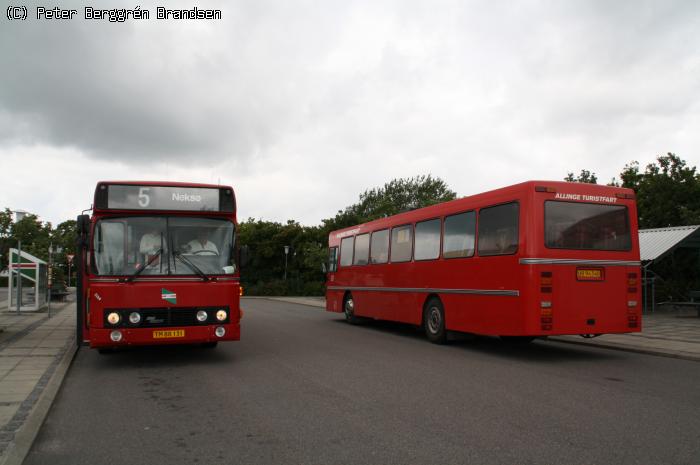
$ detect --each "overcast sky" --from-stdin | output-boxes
[1,0,699,226]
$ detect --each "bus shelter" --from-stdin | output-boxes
[639,225,700,313]
[7,248,48,312]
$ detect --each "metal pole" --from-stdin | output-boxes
[68,260,71,287]
[16,241,22,314]
[48,244,52,318]
[284,246,289,281]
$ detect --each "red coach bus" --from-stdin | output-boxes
[75,181,242,351]
[325,181,641,343]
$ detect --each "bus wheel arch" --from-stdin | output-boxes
[343,291,360,325]
[423,295,447,344]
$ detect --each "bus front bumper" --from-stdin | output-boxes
[88,323,240,348]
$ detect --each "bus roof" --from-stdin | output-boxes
[329,180,635,239]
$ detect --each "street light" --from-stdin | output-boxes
[284,245,290,281]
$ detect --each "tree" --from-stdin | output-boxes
[322,175,457,232]
[240,175,458,296]
[619,153,700,228]
[564,169,598,184]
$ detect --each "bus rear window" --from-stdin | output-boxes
[545,201,631,251]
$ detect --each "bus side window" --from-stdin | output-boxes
[443,211,475,258]
[390,225,413,263]
[353,234,370,266]
[370,229,389,264]
[478,202,519,256]
[328,247,338,272]
[415,218,441,260]
[339,236,354,267]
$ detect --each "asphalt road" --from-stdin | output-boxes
[25,298,700,465]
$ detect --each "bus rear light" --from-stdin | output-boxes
[628,300,637,307]
[215,326,226,337]
[628,316,638,328]
[216,309,227,321]
[540,307,552,316]
[627,287,637,293]
[540,287,552,293]
[628,278,637,286]
[535,186,556,193]
[240,286,244,296]
[540,317,552,324]
[110,330,122,342]
[540,277,552,285]
[129,312,141,324]
[107,312,121,325]
[540,301,552,309]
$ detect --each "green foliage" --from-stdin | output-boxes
[564,169,598,184]
[322,175,457,232]
[0,212,77,286]
[238,219,326,296]
[242,174,456,296]
[619,153,700,228]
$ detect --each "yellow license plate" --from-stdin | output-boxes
[576,268,604,281]
[152,330,185,339]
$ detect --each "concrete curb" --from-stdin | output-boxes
[259,297,700,362]
[548,336,700,362]
[0,342,78,465]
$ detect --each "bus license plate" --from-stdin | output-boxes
[152,330,185,339]
[576,268,604,281]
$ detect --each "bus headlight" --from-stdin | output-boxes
[107,312,121,325]
[196,310,208,322]
[129,312,141,324]
[215,326,226,337]
[216,309,227,321]
[110,330,122,342]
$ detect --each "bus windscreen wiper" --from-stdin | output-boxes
[172,251,210,282]
[126,248,163,283]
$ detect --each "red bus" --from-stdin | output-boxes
[325,181,641,343]
[75,181,242,351]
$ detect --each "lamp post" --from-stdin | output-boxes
[15,240,22,315]
[284,246,290,281]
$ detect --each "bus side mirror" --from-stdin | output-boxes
[239,245,250,268]
[76,214,90,247]
[77,215,90,235]
[321,263,327,273]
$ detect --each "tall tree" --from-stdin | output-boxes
[564,169,598,184]
[323,175,457,232]
[619,153,700,228]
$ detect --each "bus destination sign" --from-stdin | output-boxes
[106,185,221,211]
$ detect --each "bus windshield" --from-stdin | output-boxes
[544,201,631,251]
[93,216,235,276]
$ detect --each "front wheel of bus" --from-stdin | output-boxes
[343,293,360,325]
[424,298,447,344]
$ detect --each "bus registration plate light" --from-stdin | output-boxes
[153,330,186,339]
[576,268,604,281]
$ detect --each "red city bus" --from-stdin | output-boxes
[325,181,641,343]
[75,181,242,351]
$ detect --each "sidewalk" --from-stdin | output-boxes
[264,296,700,362]
[0,299,77,465]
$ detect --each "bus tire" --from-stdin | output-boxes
[424,298,447,344]
[343,293,360,325]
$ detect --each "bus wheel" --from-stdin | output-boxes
[343,293,360,325]
[424,298,447,344]
[500,336,535,344]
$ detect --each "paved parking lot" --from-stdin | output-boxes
[23,298,700,465]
